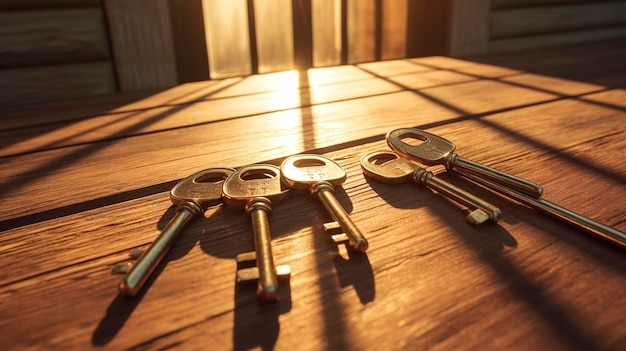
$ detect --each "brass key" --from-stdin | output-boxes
[281,154,369,252]
[114,168,235,297]
[387,128,543,198]
[361,151,501,225]
[222,164,290,302]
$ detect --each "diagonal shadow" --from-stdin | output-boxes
[355,64,626,186]
[0,78,245,202]
[364,171,605,349]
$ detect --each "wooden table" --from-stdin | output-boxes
[2,39,625,351]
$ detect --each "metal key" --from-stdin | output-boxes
[458,170,626,249]
[361,151,501,225]
[113,168,235,296]
[386,128,544,198]
[281,154,369,253]
[222,164,290,302]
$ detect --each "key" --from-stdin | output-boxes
[281,154,369,253]
[457,170,626,249]
[222,164,290,302]
[113,168,235,297]
[360,151,501,225]
[386,128,544,198]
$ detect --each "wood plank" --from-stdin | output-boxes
[0,77,401,157]
[0,62,116,107]
[312,0,342,67]
[202,0,252,78]
[0,90,460,221]
[381,0,408,60]
[347,0,376,63]
[167,0,210,83]
[254,0,295,73]
[491,3,626,39]
[447,0,490,56]
[0,0,100,10]
[493,0,606,10]
[1,65,374,130]
[405,0,449,57]
[103,0,178,90]
[0,9,110,69]
[489,26,626,53]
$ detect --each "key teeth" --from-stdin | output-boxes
[324,221,341,231]
[111,262,133,275]
[128,249,144,259]
[236,251,257,263]
[236,265,291,283]
[466,209,490,226]
[331,233,350,243]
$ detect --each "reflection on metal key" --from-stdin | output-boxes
[113,168,235,297]
[281,154,369,252]
[386,128,543,198]
[222,164,291,302]
[360,151,501,225]
[457,170,626,249]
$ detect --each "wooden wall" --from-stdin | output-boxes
[449,0,626,56]
[0,0,116,107]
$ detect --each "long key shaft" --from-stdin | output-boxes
[313,182,369,252]
[119,201,202,296]
[458,169,626,248]
[360,151,500,225]
[281,154,369,253]
[114,168,235,296]
[413,167,501,224]
[246,198,279,301]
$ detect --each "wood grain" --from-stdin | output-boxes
[447,0,490,56]
[103,0,178,90]
[1,41,625,351]
[0,0,100,11]
[0,9,110,68]
[0,62,116,107]
[489,25,626,52]
[491,2,626,39]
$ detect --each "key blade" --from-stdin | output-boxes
[386,128,456,166]
[170,168,236,208]
[281,154,346,189]
[222,164,289,205]
[360,151,420,184]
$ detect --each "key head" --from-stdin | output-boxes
[360,151,422,184]
[386,128,456,166]
[222,164,289,205]
[170,168,236,208]
[281,154,346,189]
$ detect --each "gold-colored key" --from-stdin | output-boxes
[387,128,544,198]
[361,151,501,225]
[281,154,369,253]
[113,168,235,297]
[222,164,291,302]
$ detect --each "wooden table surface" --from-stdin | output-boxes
[2,39,625,351]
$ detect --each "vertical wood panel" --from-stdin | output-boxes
[406,0,449,57]
[347,0,376,63]
[254,0,295,73]
[203,0,251,78]
[104,0,178,90]
[312,0,342,67]
[168,0,210,83]
[448,0,490,56]
[292,0,313,70]
[381,0,408,60]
